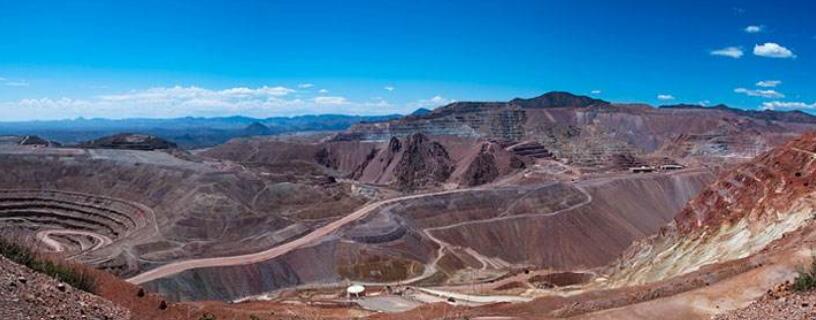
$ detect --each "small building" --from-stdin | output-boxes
[347,284,366,299]
[629,166,656,173]
[659,164,685,171]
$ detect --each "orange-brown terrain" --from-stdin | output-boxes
[3,92,816,319]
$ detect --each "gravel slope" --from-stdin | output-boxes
[0,255,129,320]
[714,283,816,320]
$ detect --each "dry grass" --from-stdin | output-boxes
[0,230,379,319]
[793,254,816,292]
[0,231,97,293]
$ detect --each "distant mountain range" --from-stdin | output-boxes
[658,103,816,124]
[0,114,401,149]
[4,91,816,151]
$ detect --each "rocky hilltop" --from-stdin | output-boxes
[242,122,273,136]
[78,133,178,150]
[341,133,526,190]
[389,133,453,190]
[0,135,60,147]
[336,91,816,167]
[509,91,609,109]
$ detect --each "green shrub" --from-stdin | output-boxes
[199,313,217,320]
[0,236,96,293]
[793,258,816,292]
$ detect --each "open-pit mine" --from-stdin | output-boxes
[4,92,816,319]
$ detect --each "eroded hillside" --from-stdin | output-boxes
[339,92,813,169]
[3,92,816,318]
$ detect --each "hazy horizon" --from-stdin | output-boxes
[2,1,815,121]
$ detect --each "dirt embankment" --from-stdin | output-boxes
[427,170,714,269]
[0,255,129,320]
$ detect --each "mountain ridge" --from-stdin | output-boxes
[0,114,401,149]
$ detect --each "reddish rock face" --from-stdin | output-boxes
[395,133,454,190]
[338,92,816,167]
[460,143,500,187]
[674,132,816,234]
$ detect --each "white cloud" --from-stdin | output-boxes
[710,47,744,58]
[318,89,328,94]
[313,96,349,105]
[297,83,314,89]
[384,86,395,92]
[98,86,295,103]
[17,97,88,109]
[425,96,454,106]
[744,25,764,33]
[734,87,784,98]
[761,101,816,110]
[753,42,796,58]
[4,81,29,87]
[408,96,455,109]
[755,80,781,88]
[0,86,406,120]
[657,94,675,101]
[0,76,30,87]
[0,85,460,120]
[590,89,602,95]
[698,100,711,106]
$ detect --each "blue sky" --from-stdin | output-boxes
[0,0,814,120]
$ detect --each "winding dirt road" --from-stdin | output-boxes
[126,187,484,285]
[127,169,698,286]
[231,182,595,303]
[36,229,113,253]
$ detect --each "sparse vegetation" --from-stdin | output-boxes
[793,256,816,292]
[199,313,217,320]
[0,235,96,293]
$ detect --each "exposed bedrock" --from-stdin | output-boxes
[460,143,500,186]
[337,92,816,170]
[137,171,712,300]
[0,189,155,262]
[335,235,428,283]
[377,183,588,230]
[0,149,365,277]
[427,171,714,269]
[146,201,438,301]
[145,240,340,301]
[144,229,435,301]
[507,141,553,159]
[529,271,593,287]
[343,212,407,244]
[601,133,816,288]
[395,133,454,190]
